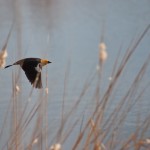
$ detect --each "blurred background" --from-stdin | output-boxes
[0,0,150,149]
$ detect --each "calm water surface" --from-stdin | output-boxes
[0,0,150,149]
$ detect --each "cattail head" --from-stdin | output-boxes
[15,85,20,93]
[98,42,108,64]
[50,143,61,150]
[0,49,8,68]
[32,138,38,145]
[45,87,49,94]
[145,138,150,144]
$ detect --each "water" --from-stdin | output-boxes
[0,0,150,149]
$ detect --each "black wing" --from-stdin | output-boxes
[21,60,42,88]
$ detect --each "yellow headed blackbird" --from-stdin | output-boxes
[5,58,51,88]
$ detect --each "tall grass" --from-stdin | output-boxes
[0,24,150,150]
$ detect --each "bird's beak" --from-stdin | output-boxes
[48,61,52,64]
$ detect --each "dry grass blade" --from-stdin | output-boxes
[0,16,149,150]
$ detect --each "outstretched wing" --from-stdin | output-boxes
[21,60,42,88]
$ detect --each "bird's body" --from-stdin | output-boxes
[5,58,51,88]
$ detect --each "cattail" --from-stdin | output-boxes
[145,138,150,144]
[98,42,108,64]
[108,76,112,81]
[139,138,150,145]
[0,49,8,68]
[136,138,150,149]
[50,143,61,150]
[32,138,38,145]
[0,25,12,68]
[15,85,20,93]
[45,87,49,94]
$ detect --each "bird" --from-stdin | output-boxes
[5,58,51,89]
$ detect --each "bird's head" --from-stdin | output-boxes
[40,59,51,66]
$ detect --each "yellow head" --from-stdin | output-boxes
[40,59,51,66]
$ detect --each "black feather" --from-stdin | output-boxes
[21,60,42,88]
[5,65,13,68]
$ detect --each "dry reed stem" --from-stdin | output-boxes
[57,61,70,142]
[71,25,150,150]
[1,22,150,150]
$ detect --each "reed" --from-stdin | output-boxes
[0,24,150,150]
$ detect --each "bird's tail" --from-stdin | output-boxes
[5,61,21,69]
[5,65,13,68]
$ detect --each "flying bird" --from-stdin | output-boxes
[5,58,51,88]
